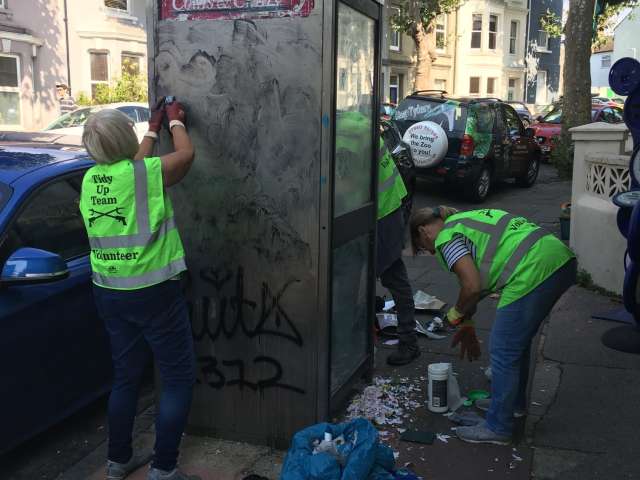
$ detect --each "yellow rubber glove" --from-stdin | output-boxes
[446,306,464,326]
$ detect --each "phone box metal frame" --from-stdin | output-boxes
[146,0,383,447]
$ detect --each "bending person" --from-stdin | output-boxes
[79,100,200,480]
[410,206,576,445]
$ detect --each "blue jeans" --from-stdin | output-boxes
[93,279,196,471]
[486,259,576,436]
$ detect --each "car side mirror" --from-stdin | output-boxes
[536,115,544,122]
[1,248,69,285]
[525,127,535,138]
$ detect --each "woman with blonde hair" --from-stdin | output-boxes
[410,206,576,445]
[79,100,200,480]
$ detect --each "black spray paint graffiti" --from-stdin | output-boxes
[190,266,306,394]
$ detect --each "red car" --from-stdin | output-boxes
[531,104,624,159]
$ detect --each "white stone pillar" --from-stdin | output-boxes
[570,122,630,293]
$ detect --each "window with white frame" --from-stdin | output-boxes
[601,54,612,68]
[90,52,109,98]
[0,55,20,126]
[538,30,550,51]
[389,74,399,104]
[471,14,482,49]
[434,78,447,92]
[339,68,347,91]
[436,16,446,52]
[121,54,140,75]
[487,77,497,94]
[509,21,518,55]
[390,7,401,51]
[488,15,498,50]
[469,76,480,95]
[104,0,129,13]
[508,78,517,101]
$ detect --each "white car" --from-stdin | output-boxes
[43,102,150,141]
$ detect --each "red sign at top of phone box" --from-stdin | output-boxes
[160,0,315,20]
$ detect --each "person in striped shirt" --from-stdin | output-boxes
[410,206,575,446]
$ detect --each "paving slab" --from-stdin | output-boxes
[542,287,640,370]
[533,363,640,455]
[58,432,284,480]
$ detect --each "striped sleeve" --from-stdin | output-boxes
[440,234,474,271]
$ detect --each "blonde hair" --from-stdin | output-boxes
[82,109,139,165]
[409,206,459,254]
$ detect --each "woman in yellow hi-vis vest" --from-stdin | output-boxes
[410,206,576,445]
[79,100,200,480]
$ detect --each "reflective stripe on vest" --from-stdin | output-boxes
[92,257,187,289]
[443,214,547,290]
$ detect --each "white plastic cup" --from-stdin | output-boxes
[428,363,450,413]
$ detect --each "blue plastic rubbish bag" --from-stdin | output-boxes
[280,418,397,480]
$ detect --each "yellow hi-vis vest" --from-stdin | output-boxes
[79,157,186,290]
[435,209,575,307]
[378,139,407,220]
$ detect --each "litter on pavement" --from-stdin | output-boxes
[347,377,422,427]
[376,313,447,340]
[280,418,420,480]
[462,389,490,407]
[413,290,446,311]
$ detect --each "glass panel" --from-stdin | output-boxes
[0,56,18,87]
[105,0,127,10]
[334,3,375,218]
[122,55,140,75]
[470,77,480,94]
[11,176,89,260]
[91,53,109,82]
[331,234,370,393]
[0,92,20,125]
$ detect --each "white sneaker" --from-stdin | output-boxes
[475,398,526,418]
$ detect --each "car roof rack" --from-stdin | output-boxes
[411,89,448,98]
[471,97,502,103]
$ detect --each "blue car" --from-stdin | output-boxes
[0,139,112,454]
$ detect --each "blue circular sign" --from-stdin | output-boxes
[609,57,640,96]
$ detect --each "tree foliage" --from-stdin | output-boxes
[390,0,464,90]
[76,70,148,106]
[390,0,462,36]
[540,1,637,47]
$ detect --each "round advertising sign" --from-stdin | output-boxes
[402,121,449,168]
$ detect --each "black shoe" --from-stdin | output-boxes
[386,343,420,366]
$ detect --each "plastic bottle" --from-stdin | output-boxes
[428,363,449,413]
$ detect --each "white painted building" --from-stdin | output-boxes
[0,0,147,131]
[452,0,528,99]
[613,6,640,63]
[590,38,614,95]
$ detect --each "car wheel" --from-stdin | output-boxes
[522,118,530,128]
[467,165,492,202]
[516,154,540,187]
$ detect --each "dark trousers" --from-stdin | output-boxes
[93,280,196,471]
[380,257,417,346]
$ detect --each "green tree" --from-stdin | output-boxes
[391,0,464,91]
[542,0,637,178]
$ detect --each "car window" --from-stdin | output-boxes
[117,106,139,123]
[612,108,624,123]
[45,108,94,130]
[2,173,89,262]
[503,105,523,134]
[542,107,562,124]
[0,181,10,213]
[394,98,467,136]
[136,107,150,122]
